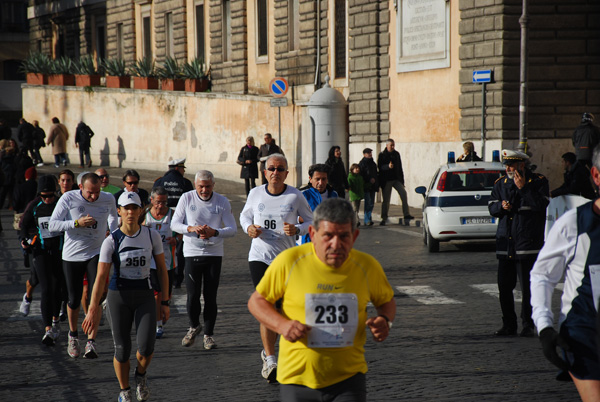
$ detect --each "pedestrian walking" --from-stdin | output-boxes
[17,118,36,161]
[75,121,94,168]
[378,139,413,224]
[257,133,284,185]
[237,136,259,195]
[573,112,600,169]
[240,154,313,382]
[47,117,69,168]
[358,148,379,226]
[488,150,549,337]
[348,163,364,226]
[324,145,349,198]
[32,120,46,166]
[248,198,396,401]
[82,192,170,402]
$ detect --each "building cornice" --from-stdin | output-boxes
[27,0,106,19]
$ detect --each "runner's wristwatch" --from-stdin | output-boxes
[378,314,392,329]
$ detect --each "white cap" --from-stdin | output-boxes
[118,191,142,207]
[501,149,529,165]
[168,158,186,167]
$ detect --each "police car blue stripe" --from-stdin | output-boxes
[426,195,491,208]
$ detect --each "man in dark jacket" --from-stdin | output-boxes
[550,152,595,199]
[573,112,600,169]
[257,133,283,184]
[74,121,94,168]
[488,149,549,338]
[377,139,412,225]
[359,148,379,226]
[17,118,35,161]
[32,120,45,166]
[153,158,194,208]
[153,158,193,287]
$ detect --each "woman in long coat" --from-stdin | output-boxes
[237,136,259,195]
[325,145,349,198]
[46,117,69,168]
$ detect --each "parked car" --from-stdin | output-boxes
[415,157,504,252]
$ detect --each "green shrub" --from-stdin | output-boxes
[129,58,156,78]
[20,52,51,74]
[75,55,99,75]
[182,57,207,80]
[157,57,182,79]
[103,58,128,77]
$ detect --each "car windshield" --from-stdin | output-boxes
[445,170,503,191]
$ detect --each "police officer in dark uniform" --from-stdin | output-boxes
[153,158,194,208]
[573,112,600,169]
[153,158,194,287]
[488,149,549,337]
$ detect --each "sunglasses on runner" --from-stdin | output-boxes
[266,167,286,172]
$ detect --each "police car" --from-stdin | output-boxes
[415,153,504,252]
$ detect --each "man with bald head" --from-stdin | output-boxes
[94,168,121,195]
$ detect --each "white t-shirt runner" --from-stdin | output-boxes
[99,226,163,291]
[49,190,119,262]
[240,184,313,265]
[171,190,237,257]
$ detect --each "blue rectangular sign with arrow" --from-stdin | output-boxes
[472,70,493,83]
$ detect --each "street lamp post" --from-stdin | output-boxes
[518,0,529,153]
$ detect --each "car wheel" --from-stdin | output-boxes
[426,227,440,253]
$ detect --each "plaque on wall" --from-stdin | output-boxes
[396,0,450,73]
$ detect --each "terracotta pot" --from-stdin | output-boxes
[161,78,185,91]
[106,76,131,89]
[133,76,159,90]
[26,73,47,85]
[48,74,75,86]
[185,78,209,93]
[75,74,102,87]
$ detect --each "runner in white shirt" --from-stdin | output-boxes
[49,172,118,359]
[144,186,179,339]
[171,170,237,350]
[239,154,313,382]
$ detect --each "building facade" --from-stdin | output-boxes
[23,0,600,205]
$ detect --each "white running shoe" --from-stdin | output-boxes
[156,326,164,339]
[203,335,216,350]
[67,334,80,358]
[181,326,202,347]
[118,388,133,402]
[83,340,98,359]
[19,294,31,316]
[261,351,277,383]
[36,162,44,167]
[51,321,60,341]
[42,329,55,346]
[135,372,150,401]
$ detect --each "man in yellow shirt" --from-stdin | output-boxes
[248,198,396,401]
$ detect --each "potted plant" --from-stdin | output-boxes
[130,58,158,90]
[75,55,102,87]
[182,57,209,92]
[20,52,51,85]
[103,58,130,88]
[157,57,184,91]
[48,56,76,86]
